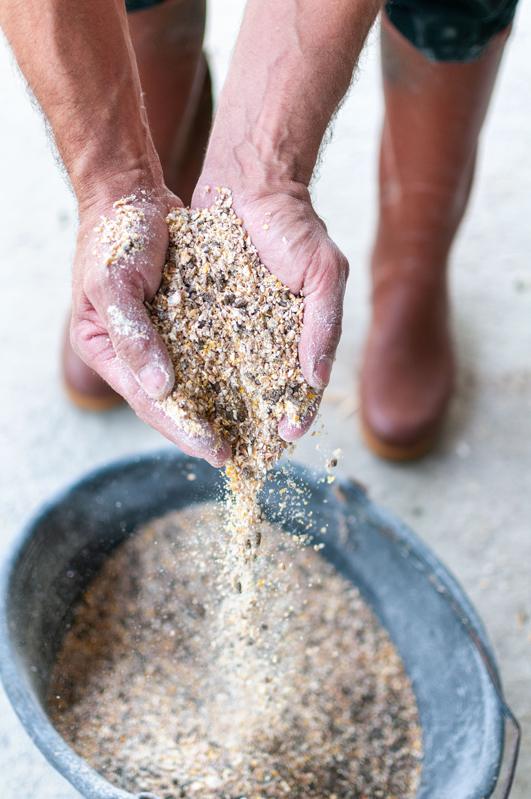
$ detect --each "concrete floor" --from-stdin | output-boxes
[0,2,530,796]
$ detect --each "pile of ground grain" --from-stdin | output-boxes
[147,189,318,573]
[49,503,422,799]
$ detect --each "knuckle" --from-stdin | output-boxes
[84,268,112,304]
[70,320,110,368]
[338,252,350,282]
[306,240,349,301]
[69,326,85,359]
[327,244,349,283]
[316,263,346,308]
[114,334,151,365]
[69,317,94,360]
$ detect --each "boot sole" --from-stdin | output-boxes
[64,381,125,413]
[360,417,438,462]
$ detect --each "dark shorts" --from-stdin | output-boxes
[125,0,519,63]
[126,0,163,11]
[385,0,519,61]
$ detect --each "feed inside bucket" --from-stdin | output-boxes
[47,501,423,798]
[0,453,520,799]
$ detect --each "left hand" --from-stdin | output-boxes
[71,184,231,467]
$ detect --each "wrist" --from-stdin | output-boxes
[75,157,166,217]
[200,102,317,199]
[198,141,312,212]
[194,165,310,217]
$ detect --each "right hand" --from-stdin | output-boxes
[70,184,230,468]
[193,180,349,443]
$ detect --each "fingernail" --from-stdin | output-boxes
[313,355,333,389]
[138,365,170,399]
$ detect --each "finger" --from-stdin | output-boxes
[278,399,320,443]
[87,274,175,401]
[298,254,348,390]
[72,320,231,467]
[81,195,176,400]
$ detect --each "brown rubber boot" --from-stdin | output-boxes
[360,15,509,460]
[63,0,212,411]
[361,268,455,461]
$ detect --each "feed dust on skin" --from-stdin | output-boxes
[48,503,422,799]
[95,194,150,266]
[81,191,423,796]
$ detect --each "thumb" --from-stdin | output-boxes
[298,250,349,390]
[100,290,174,400]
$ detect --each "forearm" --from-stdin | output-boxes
[202,0,381,192]
[0,0,162,207]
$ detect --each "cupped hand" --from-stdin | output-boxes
[70,186,230,467]
[192,181,349,442]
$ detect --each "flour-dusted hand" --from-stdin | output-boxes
[192,183,349,442]
[0,0,230,467]
[190,0,379,442]
[71,189,230,467]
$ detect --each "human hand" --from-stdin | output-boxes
[192,180,349,442]
[70,186,230,467]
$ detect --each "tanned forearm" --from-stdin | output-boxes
[201,0,381,194]
[0,0,162,209]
